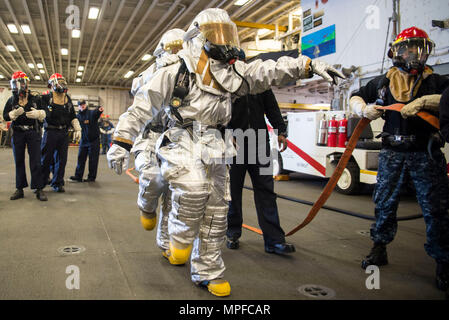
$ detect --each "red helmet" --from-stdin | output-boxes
[390,26,434,74]
[48,73,68,93]
[10,71,29,95]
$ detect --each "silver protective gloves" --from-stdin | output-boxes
[107,144,130,175]
[8,107,25,121]
[350,96,384,120]
[310,59,345,84]
[25,108,46,121]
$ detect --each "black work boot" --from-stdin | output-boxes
[265,242,296,255]
[36,189,48,201]
[436,262,449,291]
[226,238,239,250]
[10,189,24,200]
[361,243,388,269]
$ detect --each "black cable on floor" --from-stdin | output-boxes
[243,186,423,221]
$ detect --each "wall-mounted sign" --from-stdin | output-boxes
[313,18,323,28]
[303,15,313,32]
[303,8,311,18]
[301,24,336,59]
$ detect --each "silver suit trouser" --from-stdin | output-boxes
[135,134,171,250]
[157,127,231,283]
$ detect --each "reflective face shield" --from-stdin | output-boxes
[50,77,68,93]
[199,22,240,48]
[10,77,29,95]
[164,39,183,54]
[200,22,241,64]
[392,38,434,74]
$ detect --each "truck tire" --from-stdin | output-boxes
[333,159,360,195]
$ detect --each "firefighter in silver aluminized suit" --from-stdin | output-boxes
[130,29,185,254]
[107,8,344,297]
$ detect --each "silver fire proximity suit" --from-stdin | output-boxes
[107,8,343,296]
[130,28,185,250]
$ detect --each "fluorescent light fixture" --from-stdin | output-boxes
[142,54,152,61]
[78,66,84,71]
[21,25,31,34]
[72,29,81,38]
[88,7,100,19]
[234,0,251,6]
[40,69,45,74]
[0,74,4,79]
[7,24,18,33]
[7,45,16,52]
[28,63,35,68]
[61,48,68,55]
[77,72,83,76]
[37,63,44,68]
[76,78,81,83]
[124,71,134,79]
[35,75,41,80]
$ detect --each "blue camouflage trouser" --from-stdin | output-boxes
[371,148,449,263]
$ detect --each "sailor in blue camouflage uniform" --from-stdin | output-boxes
[350,27,449,291]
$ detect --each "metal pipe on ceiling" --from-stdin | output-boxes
[106,0,182,85]
[86,0,126,83]
[0,38,19,75]
[4,0,42,81]
[80,0,108,83]
[91,0,145,84]
[37,0,56,75]
[73,0,90,84]
[52,0,63,73]
[22,0,50,80]
[0,16,34,76]
[95,0,161,84]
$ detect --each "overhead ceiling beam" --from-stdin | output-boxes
[37,0,56,75]
[239,1,298,42]
[97,0,163,85]
[86,0,126,83]
[53,0,63,73]
[121,0,210,86]
[109,0,183,85]
[233,20,287,31]
[0,16,34,76]
[80,0,108,83]
[91,0,145,84]
[0,38,17,75]
[22,0,50,80]
[4,0,42,81]
[73,0,90,84]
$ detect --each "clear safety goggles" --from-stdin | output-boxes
[10,77,29,92]
[199,22,240,47]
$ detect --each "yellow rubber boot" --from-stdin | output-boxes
[140,211,156,231]
[201,279,231,297]
[162,249,185,266]
[167,240,192,265]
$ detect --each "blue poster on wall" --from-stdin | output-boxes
[301,24,336,59]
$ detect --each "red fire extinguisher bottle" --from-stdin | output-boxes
[337,114,348,148]
[327,115,338,147]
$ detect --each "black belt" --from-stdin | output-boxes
[46,125,67,130]
[13,125,36,131]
